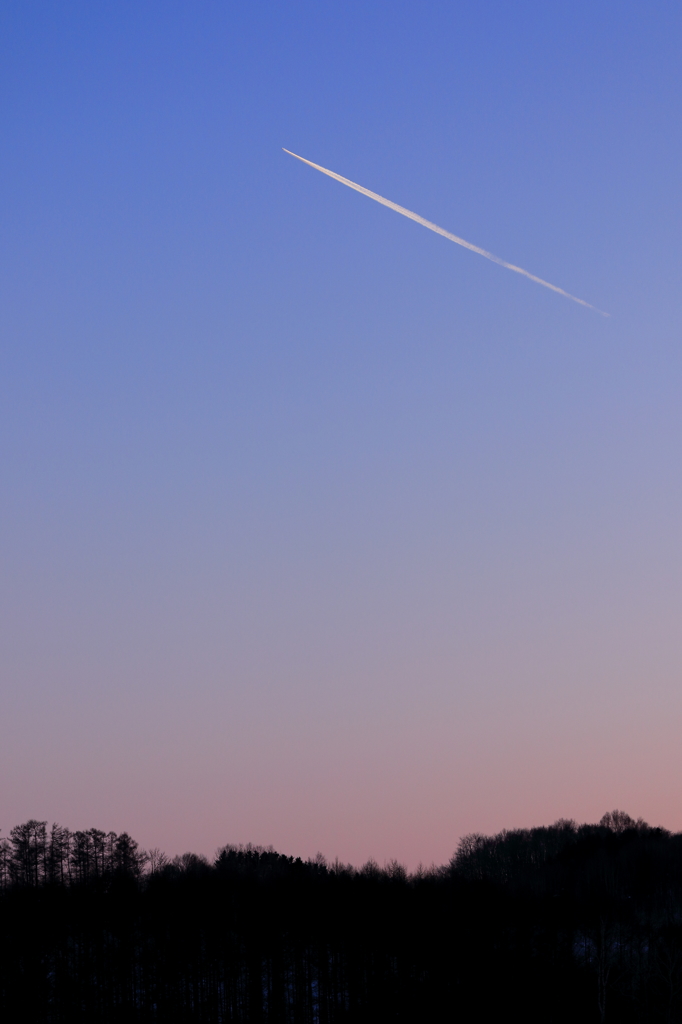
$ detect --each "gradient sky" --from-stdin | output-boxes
[2,1,682,868]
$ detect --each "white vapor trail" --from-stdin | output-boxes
[283,149,608,316]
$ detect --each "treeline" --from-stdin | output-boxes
[0,820,146,887]
[2,811,682,1022]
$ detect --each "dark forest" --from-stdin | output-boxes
[2,811,682,1022]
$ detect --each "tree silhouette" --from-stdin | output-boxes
[1,812,682,1022]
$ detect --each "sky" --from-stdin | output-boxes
[1,1,682,868]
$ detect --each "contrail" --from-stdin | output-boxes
[283,149,608,316]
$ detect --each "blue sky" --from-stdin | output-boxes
[2,2,682,864]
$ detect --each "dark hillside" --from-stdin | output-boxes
[1,812,681,1022]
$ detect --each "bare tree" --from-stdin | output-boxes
[147,847,169,874]
[0,835,10,889]
[46,824,71,884]
[599,810,637,834]
[9,820,47,886]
